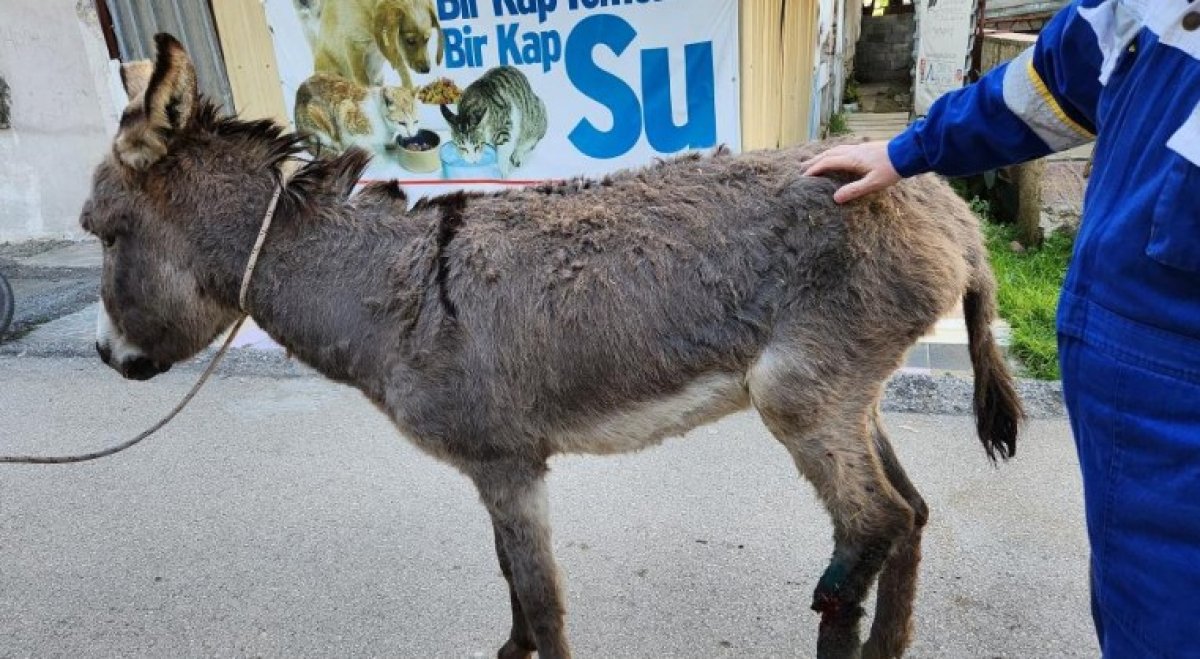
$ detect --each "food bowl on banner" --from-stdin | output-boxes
[395,129,442,173]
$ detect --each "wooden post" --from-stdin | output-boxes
[969,0,987,82]
[1011,157,1044,246]
[210,0,289,126]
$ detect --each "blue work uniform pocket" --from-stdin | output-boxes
[1147,105,1200,273]
[1099,354,1200,657]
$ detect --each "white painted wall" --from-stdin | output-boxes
[809,0,837,139]
[0,0,123,243]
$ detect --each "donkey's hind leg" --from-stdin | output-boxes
[862,410,929,659]
[752,381,916,658]
[492,524,538,659]
[469,462,572,659]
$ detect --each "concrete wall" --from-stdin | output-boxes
[855,13,915,84]
[0,0,123,243]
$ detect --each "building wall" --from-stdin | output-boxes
[855,13,915,84]
[0,0,122,243]
[810,0,862,138]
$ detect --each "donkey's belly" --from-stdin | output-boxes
[551,373,750,455]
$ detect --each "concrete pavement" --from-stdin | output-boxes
[0,356,1094,657]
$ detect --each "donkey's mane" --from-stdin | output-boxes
[192,102,306,169]
[188,100,371,219]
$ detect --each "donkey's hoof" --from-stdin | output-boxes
[497,638,535,659]
[816,606,866,659]
[861,637,902,659]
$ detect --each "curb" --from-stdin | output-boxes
[885,370,1063,419]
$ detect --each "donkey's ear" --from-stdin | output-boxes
[119,60,154,100]
[113,33,198,170]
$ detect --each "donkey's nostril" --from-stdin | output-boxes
[96,342,112,365]
[122,356,169,381]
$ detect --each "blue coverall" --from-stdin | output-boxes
[888,2,1200,656]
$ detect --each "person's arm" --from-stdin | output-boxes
[806,1,1103,202]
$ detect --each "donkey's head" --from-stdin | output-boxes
[83,35,279,380]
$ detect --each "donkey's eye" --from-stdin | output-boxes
[101,234,117,248]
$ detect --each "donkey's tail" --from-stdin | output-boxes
[964,267,1023,461]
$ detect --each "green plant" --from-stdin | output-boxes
[843,79,860,104]
[827,112,852,137]
[968,195,992,220]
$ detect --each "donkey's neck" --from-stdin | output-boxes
[230,206,419,399]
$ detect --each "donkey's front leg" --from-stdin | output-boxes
[471,463,571,659]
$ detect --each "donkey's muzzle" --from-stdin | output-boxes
[121,356,171,381]
[97,341,171,381]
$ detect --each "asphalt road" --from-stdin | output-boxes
[0,357,1095,658]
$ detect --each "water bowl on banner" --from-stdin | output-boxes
[440,141,502,180]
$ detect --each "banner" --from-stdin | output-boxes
[913,0,976,115]
[263,0,741,198]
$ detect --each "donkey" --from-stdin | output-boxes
[86,34,1021,659]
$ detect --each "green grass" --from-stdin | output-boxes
[982,218,1074,380]
[827,113,852,137]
